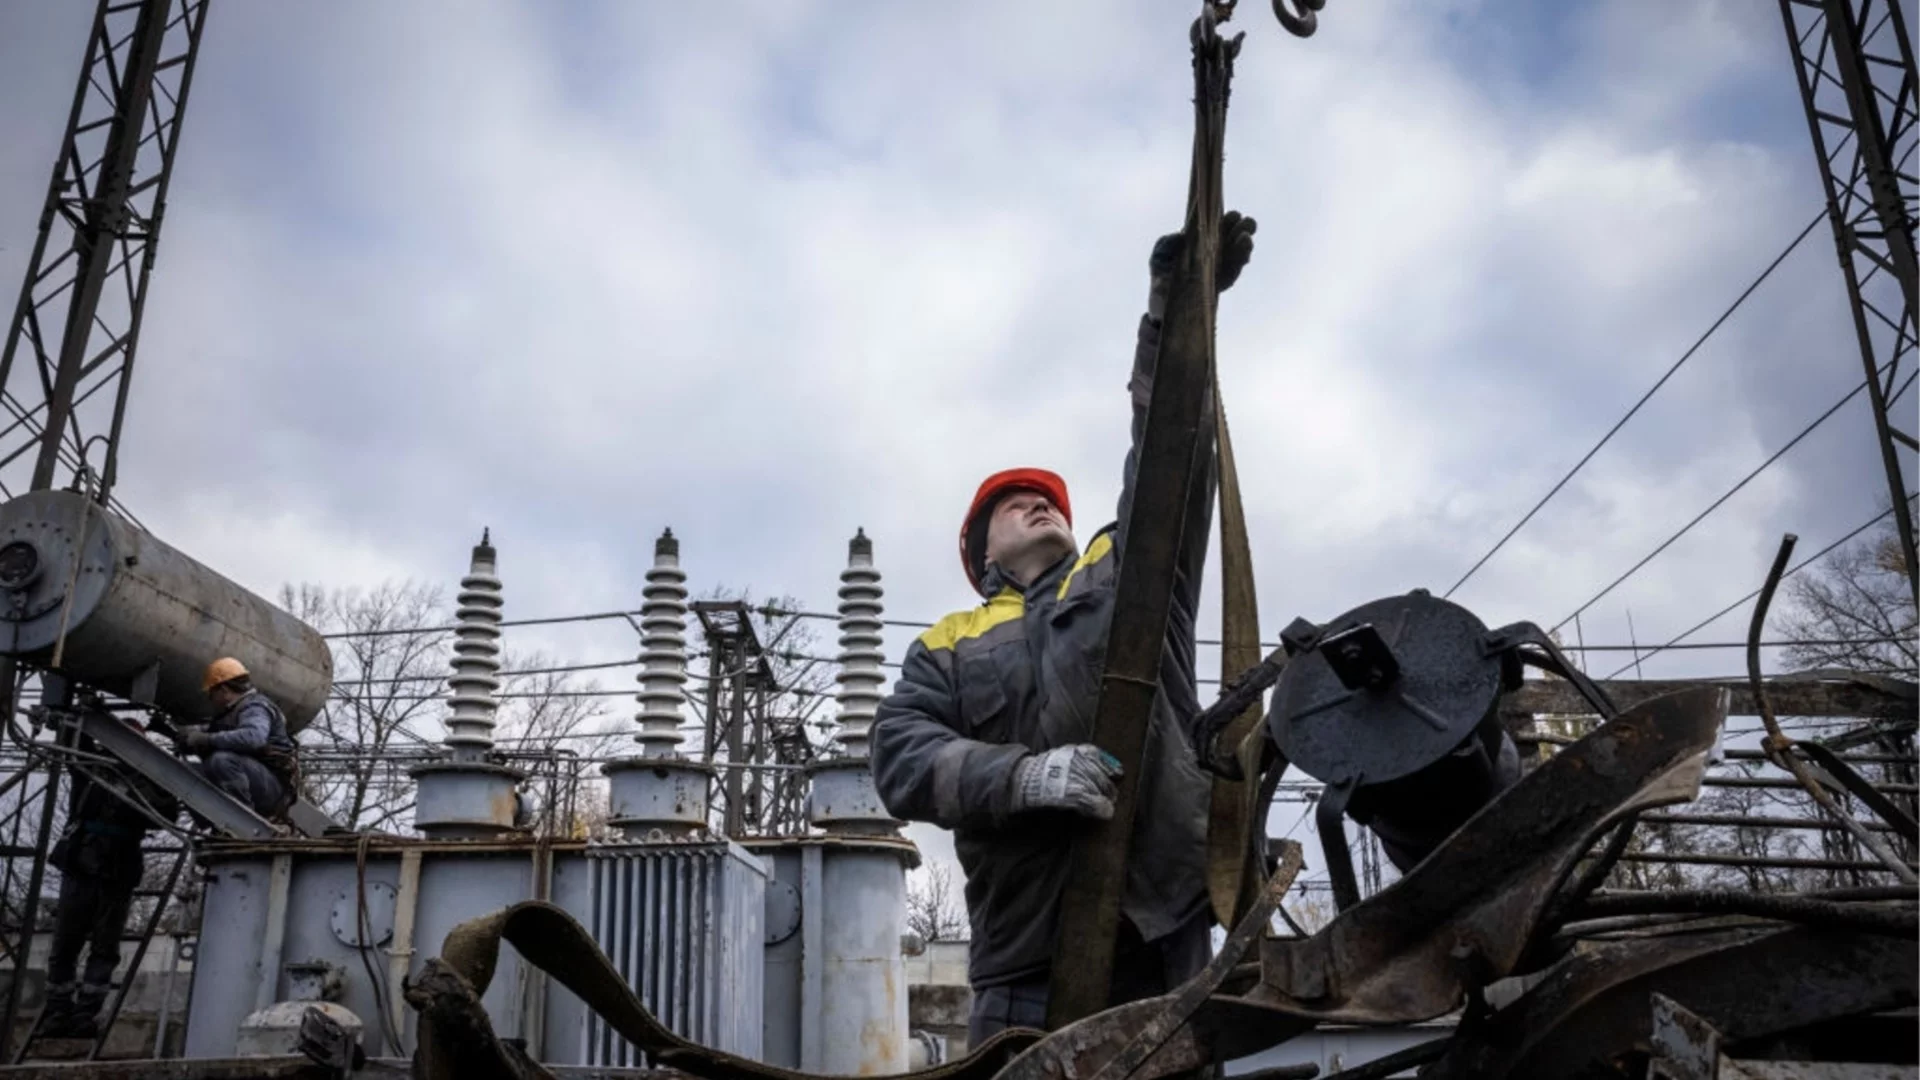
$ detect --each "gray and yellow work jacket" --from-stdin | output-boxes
[871,311,1216,991]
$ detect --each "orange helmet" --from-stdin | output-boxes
[202,657,249,692]
[958,467,1072,593]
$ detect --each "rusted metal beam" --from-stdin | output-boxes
[1703,776,1916,794]
[1506,676,1915,721]
[1639,812,1898,833]
[0,1057,340,1079]
[1618,850,1916,873]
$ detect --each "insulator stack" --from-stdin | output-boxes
[443,530,504,760]
[412,528,523,838]
[833,529,886,756]
[635,529,690,757]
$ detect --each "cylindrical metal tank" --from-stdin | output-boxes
[0,490,333,729]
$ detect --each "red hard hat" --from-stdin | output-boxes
[958,468,1072,593]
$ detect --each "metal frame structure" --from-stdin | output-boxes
[1778,0,1920,607]
[690,602,819,838]
[0,0,209,510]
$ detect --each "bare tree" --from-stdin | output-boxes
[494,651,623,838]
[1776,520,1917,677]
[905,860,969,942]
[282,582,448,833]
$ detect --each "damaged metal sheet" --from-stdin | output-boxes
[1248,685,1728,1025]
[1422,924,1918,1079]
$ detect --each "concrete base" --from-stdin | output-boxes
[805,757,900,834]
[602,756,713,837]
[409,761,525,839]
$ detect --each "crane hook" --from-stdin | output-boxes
[1272,0,1325,37]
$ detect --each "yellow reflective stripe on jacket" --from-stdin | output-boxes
[1056,532,1115,600]
[918,588,1025,652]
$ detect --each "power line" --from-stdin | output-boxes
[1443,211,1827,600]
[1600,497,1916,678]
[1551,370,1880,635]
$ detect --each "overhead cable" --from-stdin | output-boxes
[1444,212,1827,600]
[1551,371,1882,635]
[1600,496,1917,678]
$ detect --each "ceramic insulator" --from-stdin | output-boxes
[833,529,886,755]
[443,529,504,759]
[635,528,690,756]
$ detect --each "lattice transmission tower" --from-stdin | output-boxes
[1778,0,1919,605]
[0,0,211,513]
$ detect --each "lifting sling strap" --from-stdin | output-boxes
[409,900,1043,1080]
[1204,389,1276,929]
[1045,5,1242,1029]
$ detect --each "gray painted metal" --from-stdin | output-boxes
[188,840,767,1068]
[602,757,712,835]
[805,758,897,833]
[0,490,333,728]
[409,760,524,838]
[183,857,277,1058]
[747,838,914,1073]
[582,840,766,1066]
[75,708,275,839]
[815,842,910,1074]
[185,849,535,1059]
[757,846,804,1068]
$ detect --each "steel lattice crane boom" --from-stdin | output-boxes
[0,0,210,515]
[1777,0,1920,608]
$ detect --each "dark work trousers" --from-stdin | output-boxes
[197,751,285,817]
[46,869,137,995]
[968,908,1212,1045]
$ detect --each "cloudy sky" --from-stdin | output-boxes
[1,1,1909,883]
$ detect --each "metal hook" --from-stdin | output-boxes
[1272,0,1326,38]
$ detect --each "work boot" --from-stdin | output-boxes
[36,984,79,1038]
[63,986,107,1040]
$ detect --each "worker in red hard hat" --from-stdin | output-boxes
[872,213,1256,1042]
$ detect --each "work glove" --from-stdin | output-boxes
[1149,210,1257,292]
[1009,744,1123,820]
[178,729,212,756]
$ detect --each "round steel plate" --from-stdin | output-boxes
[1270,592,1502,785]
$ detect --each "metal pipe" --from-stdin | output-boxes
[1720,748,1916,766]
[1618,850,1917,873]
[1747,534,1916,883]
[1640,812,1898,832]
[1703,775,1917,793]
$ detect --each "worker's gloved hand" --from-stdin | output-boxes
[1149,210,1257,292]
[1010,744,1123,820]
[179,729,212,756]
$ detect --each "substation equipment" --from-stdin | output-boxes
[0,504,919,1072]
[0,0,1914,1074]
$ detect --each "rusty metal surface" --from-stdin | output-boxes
[1249,686,1727,1025]
[1422,924,1918,1079]
[1504,674,1916,721]
[1075,843,1303,1080]
[0,1059,337,1079]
